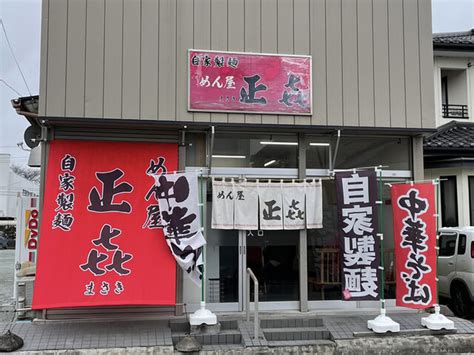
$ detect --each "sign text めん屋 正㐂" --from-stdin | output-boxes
[189,50,312,115]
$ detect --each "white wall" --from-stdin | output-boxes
[0,154,39,218]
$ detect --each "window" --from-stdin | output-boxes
[332,136,411,170]
[458,234,467,255]
[440,176,458,227]
[439,233,457,257]
[305,136,331,169]
[307,179,399,300]
[441,76,448,105]
[469,177,474,225]
[305,135,411,171]
[212,133,298,168]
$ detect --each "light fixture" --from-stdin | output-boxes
[264,159,277,167]
[309,143,330,147]
[212,155,246,159]
[259,141,298,146]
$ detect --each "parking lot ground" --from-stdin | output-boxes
[0,249,15,322]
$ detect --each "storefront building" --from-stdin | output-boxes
[24,0,436,317]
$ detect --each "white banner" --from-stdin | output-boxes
[305,180,323,229]
[211,179,234,229]
[282,183,306,230]
[258,183,283,230]
[234,181,259,230]
[154,172,205,286]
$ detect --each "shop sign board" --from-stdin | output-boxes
[335,171,380,301]
[391,183,437,309]
[32,140,178,309]
[188,49,312,115]
[15,196,40,278]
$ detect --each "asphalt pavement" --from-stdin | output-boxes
[0,249,15,322]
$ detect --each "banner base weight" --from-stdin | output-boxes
[367,309,400,333]
[421,305,455,330]
[189,302,217,326]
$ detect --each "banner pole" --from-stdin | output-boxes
[378,168,386,310]
[435,178,440,306]
[420,178,454,330]
[189,172,217,326]
[367,167,399,333]
[200,174,205,302]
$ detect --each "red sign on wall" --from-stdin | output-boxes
[391,183,437,309]
[33,140,178,309]
[188,50,312,115]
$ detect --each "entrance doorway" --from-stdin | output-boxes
[204,206,300,311]
[245,230,299,302]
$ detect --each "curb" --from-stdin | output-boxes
[13,333,474,354]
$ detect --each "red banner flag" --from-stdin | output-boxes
[391,183,437,309]
[33,140,178,309]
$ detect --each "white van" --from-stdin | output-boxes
[438,227,474,318]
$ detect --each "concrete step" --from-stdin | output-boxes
[261,318,324,328]
[264,326,330,341]
[267,339,335,348]
[172,329,242,345]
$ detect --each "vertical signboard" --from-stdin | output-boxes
[336,171,380,300]
[391,183,437,309]
[15,196,40,278]
[33,140,178,309]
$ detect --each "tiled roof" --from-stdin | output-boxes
[433,29,474,48]
[424,121,474,150]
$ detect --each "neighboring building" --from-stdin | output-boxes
[432,30,474,127]
[18,0,435,316]
[0,154,39,219]
[425,29,474,228]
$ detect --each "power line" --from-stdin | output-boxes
[0,79,22,96]
[0,19,32,96]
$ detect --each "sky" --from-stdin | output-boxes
[1,0,41,166]
[0,0,473,166]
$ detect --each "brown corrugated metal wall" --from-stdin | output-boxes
[39,0,435,129]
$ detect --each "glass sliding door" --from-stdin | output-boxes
[205,227,239,304]
[246,230,300,302]
[204,196,241,310]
